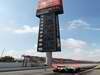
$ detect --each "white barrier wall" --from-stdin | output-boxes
[0,62,22,68]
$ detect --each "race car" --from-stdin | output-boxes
[53,65,80,73]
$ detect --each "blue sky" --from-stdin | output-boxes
[0,0,100,61]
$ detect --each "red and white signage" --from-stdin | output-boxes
[37,0,61,10]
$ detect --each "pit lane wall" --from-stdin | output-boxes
[0,62,43,68]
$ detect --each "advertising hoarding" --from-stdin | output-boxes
[36,0,63,17]
[37,0,61,10]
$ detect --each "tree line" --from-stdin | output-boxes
[0,56,15,62]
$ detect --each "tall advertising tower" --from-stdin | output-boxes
[36,0,64,66]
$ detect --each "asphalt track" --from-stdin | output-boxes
[80,70,100,75]
[0,64,99,75]
[0,69,100,75]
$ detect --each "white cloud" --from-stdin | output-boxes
[65,19,89,30]
[86,27,100,31]
[0,48,45,59]
[68,48,100,61]
[1,47,100,61]
[1,25,39,34]
[61,38,87,49]
[65,19,100,31]
[69,49,83,60]
[22,48,45,57]
[53,48,100,61]
[0,27,13,32]
[14,25,39,34]
[60,38,88,60]
[0,21,39,34]
[59,38,88,60]
[85,49,100,61]
[88,49,100,57]
[53,48,82,60]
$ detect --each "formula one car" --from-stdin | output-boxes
[53,66,80,73]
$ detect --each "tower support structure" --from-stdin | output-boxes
[46,52,52,67]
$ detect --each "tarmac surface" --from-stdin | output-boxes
[0,69,100,75]
[0,64,99,75]
[80,70,100,75]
